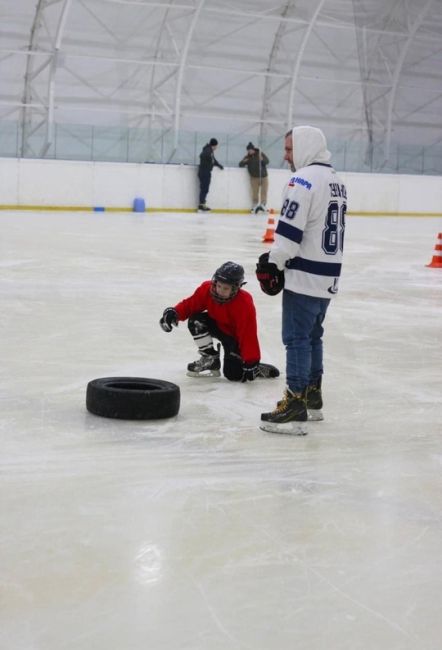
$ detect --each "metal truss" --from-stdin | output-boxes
[20,0,72,157]
[0,0,441,168]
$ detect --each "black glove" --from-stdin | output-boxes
[256,252,285,296]
[159,307,178,332]
[241,361,259,382]
[218,164,224,170]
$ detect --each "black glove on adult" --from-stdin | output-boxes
[241,361,259,382]
[159,307,178,332]
[256,252,285,296]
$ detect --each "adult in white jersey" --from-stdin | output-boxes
[258,125,347,435]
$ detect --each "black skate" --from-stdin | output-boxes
[307,378,323,421]
[197,204,211,212]
[260,388,308,435]
[256,363,279,379]
[275,380,324,420]
[187,348,221,377]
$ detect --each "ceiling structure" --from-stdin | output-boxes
[1,0,442,171]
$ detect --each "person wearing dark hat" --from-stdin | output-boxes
[197,138,224,212]
[239,142,269,213]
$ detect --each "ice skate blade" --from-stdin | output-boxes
[308,409,323,421]
[186,369,221,378]
[260,421,308,436]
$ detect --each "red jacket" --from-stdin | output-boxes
[174,281,261,364]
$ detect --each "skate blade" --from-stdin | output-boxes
[308,409,324,421]
[186,369,221,378]
[259,421,308,436]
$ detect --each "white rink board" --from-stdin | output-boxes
[1,156,442,214]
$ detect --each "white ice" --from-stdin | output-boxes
[1,209,441,650]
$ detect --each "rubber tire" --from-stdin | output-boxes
[86,377,180,420]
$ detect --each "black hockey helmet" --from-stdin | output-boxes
[211,261,246,303]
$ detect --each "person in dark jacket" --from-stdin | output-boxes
[197,138,224,212]
[159,261,279,381]
[239,142,269,213]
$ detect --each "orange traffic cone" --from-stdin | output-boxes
[262,209,276,243]
[426,232,442,268]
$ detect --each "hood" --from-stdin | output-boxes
[291,126,331,170]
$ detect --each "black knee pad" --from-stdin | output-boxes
[223,351,243,382]
[188,313,210,336]
[223,368,242,382]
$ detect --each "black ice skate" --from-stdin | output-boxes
[307,378,323,421]
[256,363,280,379]
[260,388,308,435]
[197,204,211,212]
[187,348,221,377]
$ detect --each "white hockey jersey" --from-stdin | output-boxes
[269,126,347,299]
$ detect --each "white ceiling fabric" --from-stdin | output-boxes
[1,0,441,169]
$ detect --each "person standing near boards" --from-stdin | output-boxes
[239,142,269,214]
[197,138,224,212]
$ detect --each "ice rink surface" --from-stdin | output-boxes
[1,209,441,650]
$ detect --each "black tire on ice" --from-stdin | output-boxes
[86,377,180,420]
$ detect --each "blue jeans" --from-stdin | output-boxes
[282,290,330,393]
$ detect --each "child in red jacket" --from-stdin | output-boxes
[159,261,279,382]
